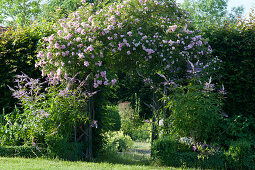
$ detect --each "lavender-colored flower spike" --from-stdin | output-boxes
[219,84,227,95]
[91,120,98,128]
[203,77,215,92]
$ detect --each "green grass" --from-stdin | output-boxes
[0,141,193,169]
[133,141,151,150]
[0,157,179,170]
[95,141,151,165]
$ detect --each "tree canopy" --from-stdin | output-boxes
[0,0,41,26]
[181,0,244,29]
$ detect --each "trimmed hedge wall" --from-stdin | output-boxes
[151,136,226,169]
[204,22,255,118]
[0,145,46,158]
[0,28,40,114]
[0,26,53,114]
[152,136,255,169]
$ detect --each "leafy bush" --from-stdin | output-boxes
[117,102,151,141]
[193,143,226,169]
[199,151,226,169]
[0,140,84,160]
[151,136,179,166]
[226,139,255,169]
[101,105,121,132]
[152,136,227,168]
[118,102,141,139]
[128,122,151,142]
[151,136,198,167]
[45,134,85,160]
[0,27,40,114]
[163,79,223,142]
[0,107,27,146]
[214,115,255,149]
[101,131,133,153]
[0,73,91,160]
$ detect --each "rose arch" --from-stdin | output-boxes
[36,0,213,159]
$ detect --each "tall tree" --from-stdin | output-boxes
[181,0,228,29]
[228,6,244,22]
[40,0,83,21]
[0,0,41,26]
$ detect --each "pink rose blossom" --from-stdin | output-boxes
[111,78,117,86]
[87,45,94,51]
[127,31,132,36]
[57,30,63,36]
[101,71,106,78]
[76,37,81,42]
[95,61,102,67]
[97,80,102,85]
[94,83,98,88]
[78,53,85,58]
[84,61,89,67]
[104,81,109,85]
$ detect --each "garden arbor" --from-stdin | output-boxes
[36,0,213,159]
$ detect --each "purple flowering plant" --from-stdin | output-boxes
[193,142,219,160]
[4,72,92,146]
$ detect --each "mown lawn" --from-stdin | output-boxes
[0,142,195,169]
[0,157,178,170]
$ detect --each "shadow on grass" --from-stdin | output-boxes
[95,150,152,166]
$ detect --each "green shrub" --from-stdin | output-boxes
[45,134,85,161]
[152,136,227,168]
[163,81,223,142]
[194,143,226,169]
[178,152,199,168]
[102,105,121,132]
[151,136,194,167]
[128,122,151,142]
[0,140,85,161]
[118,102,143,141]
[101,131,133,154]
[226,139,255,169]
[0,145,46,158]
[0,107,27,146]
[215,115,255,148]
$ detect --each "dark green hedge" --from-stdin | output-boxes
[0,143,85,160]
[152,136,255,169]
[151,136,198,167]
[151,136,226,169]
[204,23,255,118]
[0,145,46,158]
[0,26,53,114]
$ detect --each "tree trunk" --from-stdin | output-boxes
[85,84,94,160]
[151,89,158,146]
